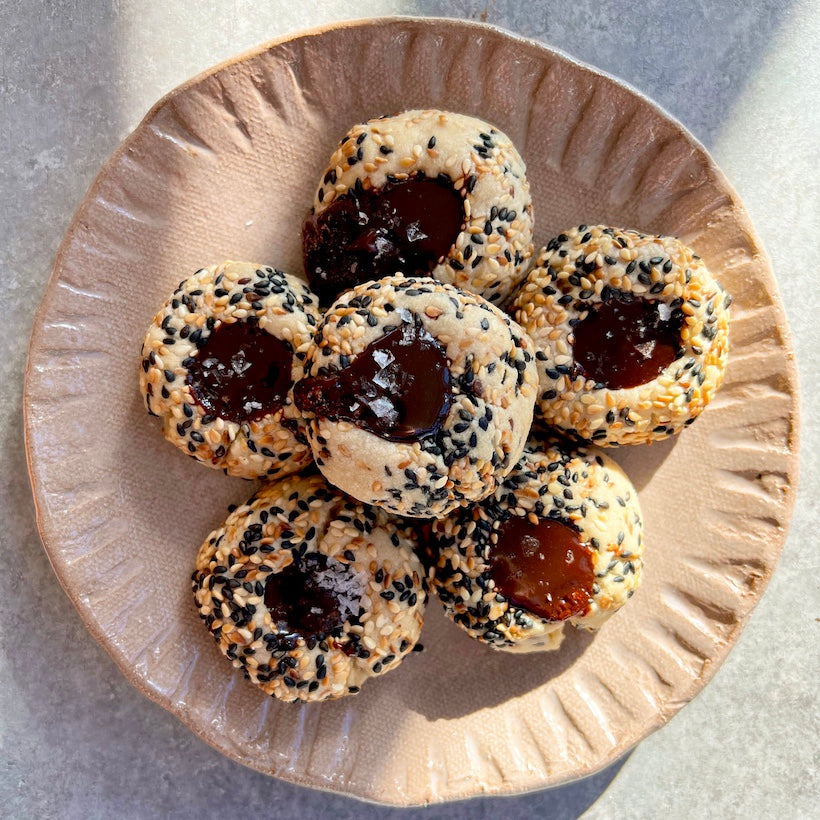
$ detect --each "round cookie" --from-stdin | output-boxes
[303,109,534,306]
[294,275,538,518]
[140,262,321,479]
[512,225,731,446]
[430,442,644,652]
[192,471,427,702]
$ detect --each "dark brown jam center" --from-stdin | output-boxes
[264,553,361,637]
[294,319,452,442]
[489,517,595,622]
[187,320,293,423]
[302,175,464,304]
[572,298,682,389]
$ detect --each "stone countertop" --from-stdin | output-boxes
[2,1,817,818]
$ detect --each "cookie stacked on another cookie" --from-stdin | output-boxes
[294,274,538,517]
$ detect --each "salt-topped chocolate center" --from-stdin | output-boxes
[264,553,361,637]
[187,320,293,423]
[489,517,594,622]
[572,297,682,389]
[303,175,464,304]
[294,319,452,442]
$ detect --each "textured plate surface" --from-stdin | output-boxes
[24,17,799,806]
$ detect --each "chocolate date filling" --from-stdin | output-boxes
[572,297,683,389]
[264,553,361,638]
[187,320,293,423]
[302,175,464,304]
[489,516,595,622]
[294,319,452,442]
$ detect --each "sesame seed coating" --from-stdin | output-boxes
[512,226,731,446]
[310,110,535,305]
[192,471,427,702]
[296,275,538,518]
[140,261,321,478]
[430,441,644,652]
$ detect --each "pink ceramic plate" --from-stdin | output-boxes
[24,18,799,806]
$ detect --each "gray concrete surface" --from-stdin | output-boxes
[2,1,817,818]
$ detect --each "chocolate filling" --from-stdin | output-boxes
[302,175,464,304]
[187,320,293,423]
[572,297,683,389]
[264,553,361,638]
[294,318,452,442]
[489,516,594,622]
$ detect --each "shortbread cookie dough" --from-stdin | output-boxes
[294,275,538,518]
[140,262,320,479]
[512,226,730,446]
[303,109,534,305]
[192,472,427,702]
[430,442,644,652]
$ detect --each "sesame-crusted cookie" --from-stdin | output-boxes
[294,275,538,518]
[192,471,427,702]
[512,226,731,446]
[303,109,534,306]
[430,442,644,652]
[140,261,321,479]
